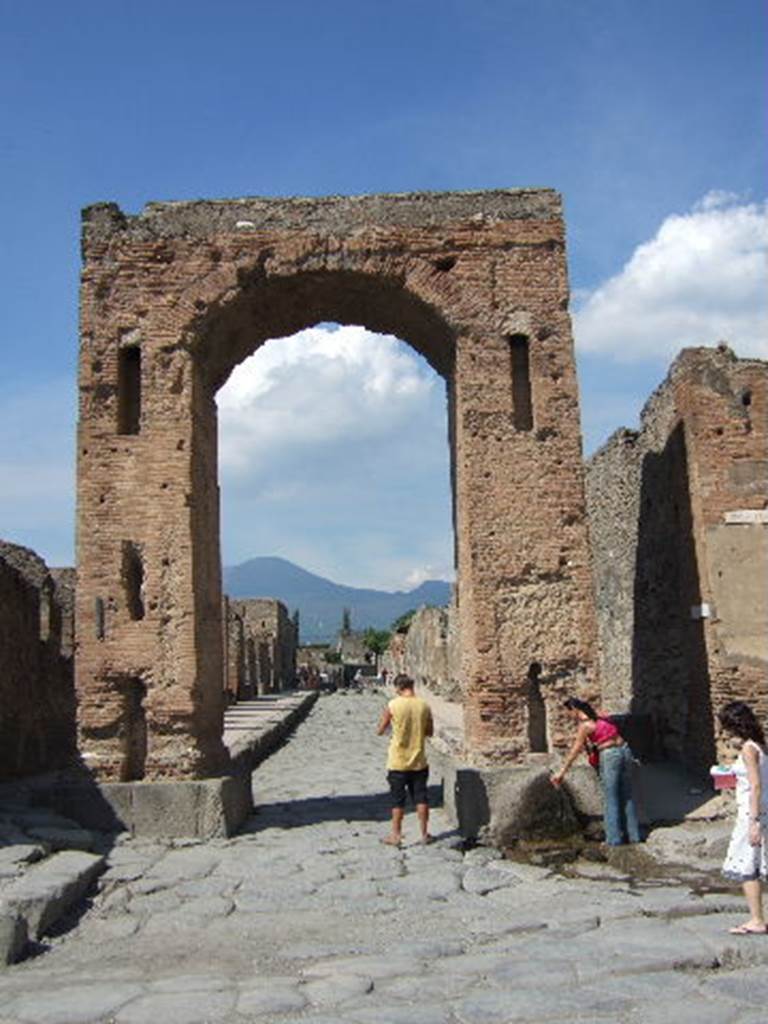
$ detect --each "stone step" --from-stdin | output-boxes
[0,912,27,969]
[0,849,106,943]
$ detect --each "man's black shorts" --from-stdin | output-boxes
[387,768,429,809]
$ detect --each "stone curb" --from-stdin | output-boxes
[1,850,105,956]
[226,691,319,774]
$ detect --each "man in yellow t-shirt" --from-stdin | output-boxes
[377,674,434,846]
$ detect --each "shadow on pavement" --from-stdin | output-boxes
[240,783,444,833]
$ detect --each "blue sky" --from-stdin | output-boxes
[1,0,766,587]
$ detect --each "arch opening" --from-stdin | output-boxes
[215,316,457,694]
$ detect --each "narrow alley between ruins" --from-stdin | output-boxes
[2,691,768,1024]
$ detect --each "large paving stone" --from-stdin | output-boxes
[125,889,183,916]
[351,1004,455,1024]
[704,962,768,1003]
[462,863,523,894]
[0,843,48,872]
[236,978,307,1015]
[458,983,613,1023]
[2,850,105,939]
[140,895,234,932]
[381,869,462,901]
[114,988,236,1024]
[314,878,380,903]
[5,981,144,1024]
[304,954,424,981]
[304,973,375,1006]
[396,938,464,958]
[380,972,475,1001]
[141,846,220,882]
[627,994,748,1024]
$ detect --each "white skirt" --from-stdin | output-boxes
[722,814,768,882]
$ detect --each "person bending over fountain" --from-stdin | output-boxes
[551,697,641,847]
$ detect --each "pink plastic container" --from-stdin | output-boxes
[710,766,737,790]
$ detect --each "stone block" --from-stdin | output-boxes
[433,750,582,844]
[130,776,252,839]
[485,766,581,846]
[559,765,603,821]
[0,844,48,873]
[2,850,105,938]
[0,910,27,967]
[25,773,251,839]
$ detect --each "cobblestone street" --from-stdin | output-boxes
[2,692,768,1024]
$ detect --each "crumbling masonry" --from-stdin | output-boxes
[0,543,76,779]
[225,598,296,701]
[393,345,767,776]
[586,346,767,774]
[75,189,597,780]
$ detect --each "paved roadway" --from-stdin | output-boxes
[1,692,767,1024]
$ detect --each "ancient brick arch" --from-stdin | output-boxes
[76,190,597,781]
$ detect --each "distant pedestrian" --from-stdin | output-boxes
[377,674,434,846]
[551,697,641,846]
[719,701,768,935]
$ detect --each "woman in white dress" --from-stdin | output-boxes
[719,701,768,935]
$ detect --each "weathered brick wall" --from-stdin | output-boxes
[586,346,768,774]
[0,543,76,780]
[76,189,597,777]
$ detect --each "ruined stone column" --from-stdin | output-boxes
[451,221,597,763]
[76,205,228,779]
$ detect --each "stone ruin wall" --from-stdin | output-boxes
[0,542,77,781]
[0,557,296,782]
[382,602,462,703]
[586,346,768,775]
[227,598,296,698]
[3,343,763,784]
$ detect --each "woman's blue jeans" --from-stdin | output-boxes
[599,745,641,845]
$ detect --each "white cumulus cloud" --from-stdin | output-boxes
[403,564,456,589]
[574,193,768,361]
[217,324,436,476]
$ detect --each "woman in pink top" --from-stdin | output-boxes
[551,697,641,846]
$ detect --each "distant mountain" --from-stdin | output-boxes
[223,556,452,644]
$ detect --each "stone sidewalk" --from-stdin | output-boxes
[1,691,767,1024]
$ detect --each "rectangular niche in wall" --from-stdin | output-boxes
[121,541,145,620]
[118,677,147,781]
[509,334,534,431]
[117,346,142,435]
